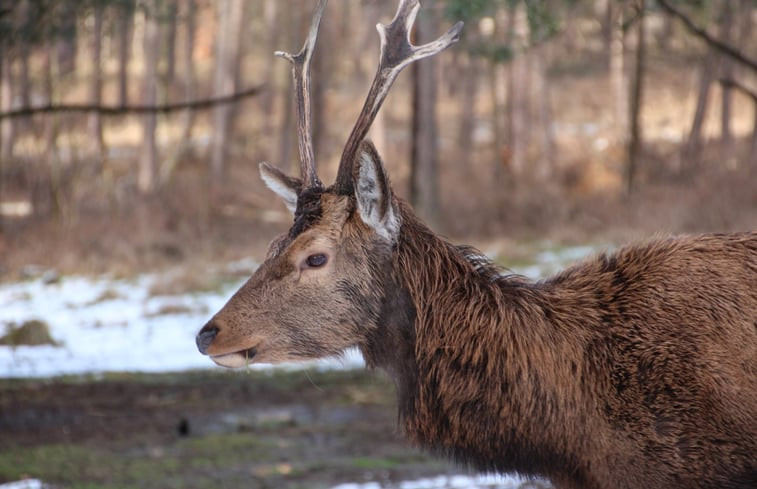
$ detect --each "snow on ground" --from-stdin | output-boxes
[330,473,543,489]
[0,245,597,378]
[0,479,47,489]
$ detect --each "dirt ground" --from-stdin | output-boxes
[0,369,473,489]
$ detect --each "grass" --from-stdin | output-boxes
[0,368,422,489]
[0,431,439,489]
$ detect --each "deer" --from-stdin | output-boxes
[195,1,757,488]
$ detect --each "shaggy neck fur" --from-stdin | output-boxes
[365,200,757,489]
[366,201,594,485]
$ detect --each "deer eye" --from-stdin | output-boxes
[305,253,328,268]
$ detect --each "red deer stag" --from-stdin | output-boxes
[196,1,757,487]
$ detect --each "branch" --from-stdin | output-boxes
[719,78,757,104]
[0,85,265,120]
[657,0,757,73]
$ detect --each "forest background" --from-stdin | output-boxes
[0,0,755,276]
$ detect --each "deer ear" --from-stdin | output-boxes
[259,162,301,214]
[352,140,400,242]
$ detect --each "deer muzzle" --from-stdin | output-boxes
[196,321,260,367]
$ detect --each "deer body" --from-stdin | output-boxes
[377,204,757,489]
[196,1,757,487]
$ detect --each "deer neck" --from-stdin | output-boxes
[371,202,587,476]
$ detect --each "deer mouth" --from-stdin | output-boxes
[210,347,258,368]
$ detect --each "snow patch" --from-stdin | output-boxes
[1,245,595,379]
[330,473,538,489]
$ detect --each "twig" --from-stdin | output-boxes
[0,85,265,119]
[657,0,757,73]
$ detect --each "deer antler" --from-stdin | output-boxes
[333,0,463,194]
[275,0,328,190]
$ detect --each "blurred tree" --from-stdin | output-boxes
[444,0,559,184]
[411,3,441,227]
[162,0,178,85]
[178,0,196,150]
[259,0,279,142]
[609,0,628,140]
[0,42,12,163]
[115,0,136,108]
[57,2,78,75]
[626,0,646,196]
[719,0,734,151]
[88,1,105,162]
[139,0,160,194]
[210,0,245,191]
[163,0,197,184]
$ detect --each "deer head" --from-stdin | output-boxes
[196,0,462,367]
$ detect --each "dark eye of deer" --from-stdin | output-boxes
[306,254,327,268]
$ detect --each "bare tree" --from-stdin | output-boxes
[626,0,646,196]
[684,49,717,167]
[17,0,31,113]
[210,0,245,189]
[259,0,279,141]
[719,0,735,150]
[507,4,529,177]
[139,0,161,194]
[532,42,554,180]
[610,1,628,140]
[88,2,105,162]
[178,0,197,144]
[410,4,441,228]
[116,1,134,107]
[163,0,178,85]
[457,51,478,160]
[0,47,13,163]
[57,2,77,75]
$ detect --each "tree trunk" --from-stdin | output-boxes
[179,0,197,144]
[458,52,478,159]
[139,1,160,194]
[626,0,646,196]
[508,54,528,177]
[89,3,104,163]
[533,43,554,180]
[719,0,735,150]
[57,2,77,76]
[116,2,134,107]
[163,0,178,85]
[684,49,717,167]
[259,0,278,142]
[506,4,530,178]
[410,6,440,228]
[162,0,197,184]
[610,2,628,141]
[43,40,61,217]
[0,48,13,163]
[18,46,30,111]
[0,47,7,232]
[210,0,245,190]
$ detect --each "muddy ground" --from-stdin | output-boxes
[0,368,489,489]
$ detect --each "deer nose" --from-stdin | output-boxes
[196,324,219,355]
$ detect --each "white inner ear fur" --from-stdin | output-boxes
[355,152,400,242]
[260,166,298,214]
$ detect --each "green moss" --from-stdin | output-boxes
[0,320,59,347]
[0,434,281,489]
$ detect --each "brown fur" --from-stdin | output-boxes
[200,184,756,488]
[197,2,755,484]
[379,202,757,488]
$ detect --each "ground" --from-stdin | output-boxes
[0,369,541,489]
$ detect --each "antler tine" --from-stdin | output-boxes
[275,0,328,190]
[333,0,463,194]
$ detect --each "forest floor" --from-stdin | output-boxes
[0,369,544,489]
